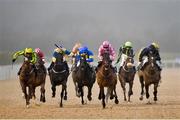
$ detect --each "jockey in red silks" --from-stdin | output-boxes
[34,48,46,73]
[96,40,117,73]
[35,48,45,63]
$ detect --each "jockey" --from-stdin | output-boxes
[35,48,45,63]
[96,40,116,72]
[115,41,135,71]
[12,48,37,76]
[137,42,162,71]
[34,48,46,73]
[48,46,71,74]
[75,46,94,71]
[69,42,82,70]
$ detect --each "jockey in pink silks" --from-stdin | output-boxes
[96,40,117,73]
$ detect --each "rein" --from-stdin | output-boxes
[52,68,66,74]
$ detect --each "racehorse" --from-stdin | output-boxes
[118,56,136,102]
[138,53,161,103]
[72,54,96,105]
[96,52,119,108]
[49,53,69,107]
[19,58,46,108]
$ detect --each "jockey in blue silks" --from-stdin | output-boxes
[75,46,94,72]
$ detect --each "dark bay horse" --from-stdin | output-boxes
[138,53,161,103]
[49,53,69,107]
[19,59,46,108]
[96,52,119,108]
[72,54,96,105]
[118,56,136,102]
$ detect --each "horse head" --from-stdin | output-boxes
[20,58,34,77]
[145,53,158,74]
[53,53,66,73]
[102,51,111,71]
[79,53,88,71]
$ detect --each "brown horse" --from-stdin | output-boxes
[72,54,96,105]
[19,59,46,108]
[118,56,136,102]
[96,52,119,108]
[138,53,161,103]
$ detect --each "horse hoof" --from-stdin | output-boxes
[154,97,157,101]
[88,96,92,101]
[115,99,119,104]
[52,95,55,98]
[110,96,114,100]
[60,103,63,107]
[103,103,106,108]
[139,97,143,101]
[64,96,67,100]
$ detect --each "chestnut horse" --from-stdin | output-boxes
[96,52,119,108]
[118,56,136,102]
[138,53,161,103]
[49,53,69,107]
[72,54,96,105]
[19,59,46,108]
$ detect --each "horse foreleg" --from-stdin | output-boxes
[128,82,133,102]
[75,82,80,97]
[51,84,56,98]
[79,86,84,105]
[121,81,126,101]
[40,83,46,102]
[21,83,29,107]
[87,86,92,101]
[60,85,65,107]
[145,85,150,99]
[113,86,119,104]
[64,86,67,100]
[139,76,144,101]
[153,83,158,102]
[98,87,101,100]
[100,87,105,108]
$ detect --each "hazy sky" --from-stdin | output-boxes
[0,0,180,56]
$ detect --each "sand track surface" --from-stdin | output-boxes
[0,68,180,119]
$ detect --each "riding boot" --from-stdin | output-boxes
[95,61,102,72]
[111,65,117,73]
[48,62,54,74]
[64,61,69,73]
[17,67,22,75]
[32,64,37,78]
[42,65,47,74]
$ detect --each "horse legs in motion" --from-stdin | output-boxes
[20,81,30,108]
[40,83,46,102]
[139,76,144,100]
[60,84,67,107]
[100,86,106,108]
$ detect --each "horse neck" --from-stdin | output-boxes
[21,62,34,77]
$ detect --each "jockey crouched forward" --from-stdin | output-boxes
[75,46,95,73]
[115,41,136,72]
[137,42,162,72]
[96,40,117,73]
[12,48,38,76]
[48,46,70,74]
[69,42,82,71]
[34,48,46,74]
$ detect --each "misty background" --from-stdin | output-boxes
[0,0,180,65]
